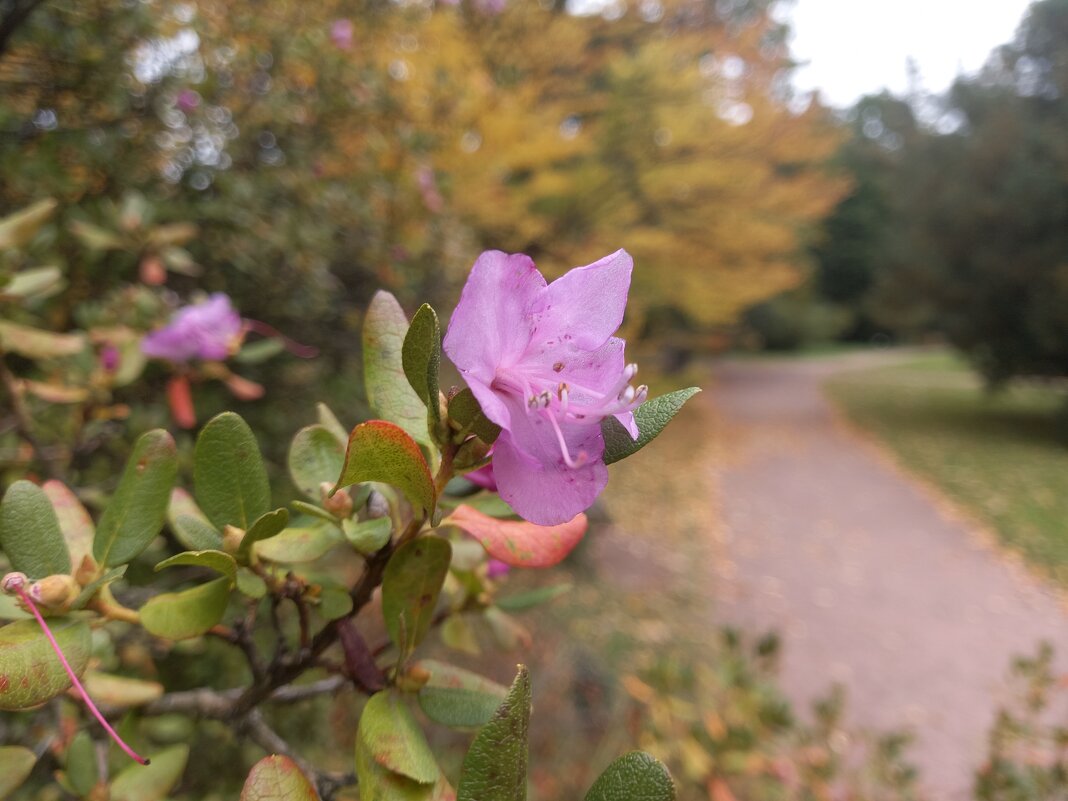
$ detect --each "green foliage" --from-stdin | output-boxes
[241,756,319,801]
[403,303,443,433]
[382,537,452,660]
[63,732,99,797]
[584,752,675,801]
[193,413,271,531]
[0,746,36,799]
[365,291,435,448]
[139,577,233,641]
[0,618,90,710]
[416,659,508,729]
[359,690,441,784]
[0,480,70,577]
[334,421,437,514]
[457,666,531,801]
[94,430,178,567]
[288,425,346,500]
[110,745,190,801]
[601,387,701,465]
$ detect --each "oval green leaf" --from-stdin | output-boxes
[65,732,98,797]
[447,389,501,445]
[457,666,530,801]
[584,752,676,801]
[600,387,701,465]
[0,198,57,249]
[167,488,223,551]
[415,659,508,729]
[0,618,91,710]
[42,480,95,571]
[382,537,452,658]
[255,525,343,564]
[364,290,433,447]
[343,517,392,555]
[334,420,435,514]
[289,424,346,500]
[194,412,270,530]
[1,265,63,301]
[155,549,237,583]
[110,744,189,801]
[0,320,85,360]
[94,429,178,567]
[0,745,36,799]
[241,755,319,801]
[140,577,231,641]
[402,303,442,427]
[359,690,439,784]
[83,671,164,708]
[237,508,290,563]
[0,480,70,577]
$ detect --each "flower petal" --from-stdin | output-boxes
[491,415,607,525]
[529,249,632,351]
[443,251,546,383]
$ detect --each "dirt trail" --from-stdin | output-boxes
[710,352,1068,800]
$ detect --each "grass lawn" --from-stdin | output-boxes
[826,351,1068,585]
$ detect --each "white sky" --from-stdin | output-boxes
[783,0,1036,107]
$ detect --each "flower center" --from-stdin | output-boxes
[493,361,647,469]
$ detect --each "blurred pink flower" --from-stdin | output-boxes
[331,19,354,50]
[142,293,242,363]
[176,89,200,113]
[486,558,511,579]
[443,250,643,525]
[416,165,444,213]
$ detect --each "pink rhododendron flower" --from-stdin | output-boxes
[464,462,498,492]
[443,250,644,525]
[142,293,242,363]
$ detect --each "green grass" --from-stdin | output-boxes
[826,353,1068,585]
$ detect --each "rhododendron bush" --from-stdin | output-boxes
[0,200,698,800]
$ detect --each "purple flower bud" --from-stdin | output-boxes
[331,19,355,50]
[100,344,120,373]
[486,558,511,579]
[176,89,200,113]
[142,293,243,363]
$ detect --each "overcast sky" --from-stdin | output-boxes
[783,0,1036,107]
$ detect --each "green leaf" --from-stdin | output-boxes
[241,755,319,801]
[441,615,480,656]
[382,537,451,658]
[139,577,231,640]
[448,389,501,445]
[0,320,85,360]
[584,752,675,801]
[600,388,701,465]
[402,303,442,427]
[358,690,439,784]
[94,430,178,567]
[364,290,433,447]
[457,666,531,801]
[194,412,270,530]
[42,480,95,571]
[334,421,436,514]
[0,619,91,710]
[343,517,392,555]
[236,568,267,599]
[110,744,189,801]
[289,424,346,500]
[235,337,285,364]
[255,525,343,564]
[1,265,63,301]
[355,735,440,801]
[415,659,508,729]
[317,402,349,445]
[0,198,57,250]
[83,671,163,707]
[71,565,126,610]
[155,549,237,584]
[237,508,290,563]
[0,480,70,577]
[65,732,98,797]
[167,488,223,551]
[318,585,354,620]
[438,493,514,519]
[290,499,340,525]
[495,583,572,612]
[67,219,124,251]
[0,745,37,799]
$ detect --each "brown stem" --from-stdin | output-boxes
[0,350,63,478]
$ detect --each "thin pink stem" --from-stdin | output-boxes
[17,589,150,766]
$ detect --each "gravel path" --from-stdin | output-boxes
[710,352,1068,800]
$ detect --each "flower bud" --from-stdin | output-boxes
[1,572,28,594]
[396,664,431,693]
[320,482,354,519]
[366,490,390,520]
[222,524,246,554]
[73,555,98,587]
[28,575,80,611]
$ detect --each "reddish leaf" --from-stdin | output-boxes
[240,755,318,801]
[444,505,587,568]
[334,420,435,514]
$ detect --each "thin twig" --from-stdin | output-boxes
[240,710,355,800]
